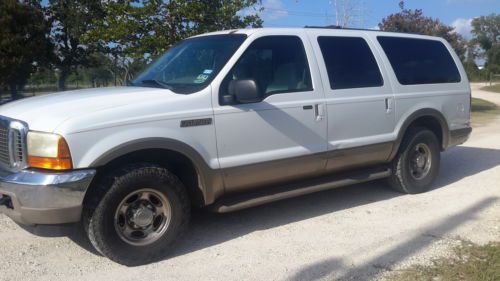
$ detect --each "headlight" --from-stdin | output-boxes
[27,131,73,170]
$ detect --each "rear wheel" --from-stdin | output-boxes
[389,127,440,194]
[83,163,190,266]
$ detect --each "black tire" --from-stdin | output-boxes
[388,127,440,194]
[83,163,190,266]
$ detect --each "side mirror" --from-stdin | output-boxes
[227,79,261,104]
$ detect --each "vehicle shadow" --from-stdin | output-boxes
[287,196,498,281]
[434,145,500,188]
[168,145,500,260]
[62,146,500,265]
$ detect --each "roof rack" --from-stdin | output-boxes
[304,25,382,32]
[304,25,343,29]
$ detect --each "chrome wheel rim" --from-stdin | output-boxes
[114,188,171,246]
[409,143,432,180]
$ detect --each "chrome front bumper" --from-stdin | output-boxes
[0,169,96,225]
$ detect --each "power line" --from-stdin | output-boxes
[261,4,376,28]
[262,7,334,18]
[264,23,307,27]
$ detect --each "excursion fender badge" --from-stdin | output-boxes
[180,118,213,128]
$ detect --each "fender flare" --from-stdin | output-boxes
[388,108,449,161]
[89,138,223,205]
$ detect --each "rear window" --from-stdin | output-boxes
[377,36,461,85]
[318,36,383,90]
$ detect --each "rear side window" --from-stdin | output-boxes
[317,36,383,90]
[377,36,461,85]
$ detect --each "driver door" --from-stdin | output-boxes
[212,33,328,192]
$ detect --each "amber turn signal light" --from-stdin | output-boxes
[27,133,73,170]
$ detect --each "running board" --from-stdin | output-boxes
[212,167,391,213]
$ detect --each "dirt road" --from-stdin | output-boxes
[1,84,499,281]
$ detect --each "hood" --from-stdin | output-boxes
[0,87,176,132]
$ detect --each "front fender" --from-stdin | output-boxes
[63,119,222,204]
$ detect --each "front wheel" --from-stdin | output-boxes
[388,127,441,194]
[83,164,190,266]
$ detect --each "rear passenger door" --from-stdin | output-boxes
[212,32,328,192]
[307,31,396,171]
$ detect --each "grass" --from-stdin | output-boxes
[389,240,500,281]
[472,98,498,112]
[481,84,500,93]
[471,98,500,126]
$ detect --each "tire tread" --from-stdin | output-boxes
[83,163,190,265]
[388,126,440,194]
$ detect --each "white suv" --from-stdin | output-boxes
[0,27,471,265]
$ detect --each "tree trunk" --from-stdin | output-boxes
[58,68,69,91]
[124,64,130,84]
[8,82,20,100]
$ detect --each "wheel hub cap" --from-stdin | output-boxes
[114,189,172,246]
[416,156,426,168]
[409,143,432,180]
[130,205,154,228]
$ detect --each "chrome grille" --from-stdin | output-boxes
[0,123,10,166]
[0,116,28,171]
[13,130,24,163]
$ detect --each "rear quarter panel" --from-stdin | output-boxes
[367,33,471,138]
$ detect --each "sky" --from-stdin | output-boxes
[260,0,500,39]
[39,0,498,40]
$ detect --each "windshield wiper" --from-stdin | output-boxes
[139,79,174,90]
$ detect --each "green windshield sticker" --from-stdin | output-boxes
[194,74,210,84]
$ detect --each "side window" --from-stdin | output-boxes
[317,36,383,90]
[377,36,461,85]
[220,36,312,105]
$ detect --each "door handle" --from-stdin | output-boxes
[385,98,393,113]
[314,104,325,121]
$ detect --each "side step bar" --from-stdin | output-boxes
[212,167,391,213]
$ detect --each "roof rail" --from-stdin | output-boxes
[304,25,343,29]
[304,25,382,32]
[303,26,439,38]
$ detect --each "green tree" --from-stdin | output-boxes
[378,1,467,60]
[471,14,500,74]
[47,0,103,90]
[84,0,262,83]
[471,14,500,52]
[28,68,57,88]
[486,45,500,73]
[487,45,500,65]
[84,53,121,87]
[0,0,51,98]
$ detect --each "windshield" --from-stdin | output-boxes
[131,34,247,94]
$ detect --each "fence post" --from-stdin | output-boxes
[491,73,499,86]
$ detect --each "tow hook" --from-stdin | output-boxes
[0,195,13,209]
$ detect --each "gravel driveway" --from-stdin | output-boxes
[1,84,499,281]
